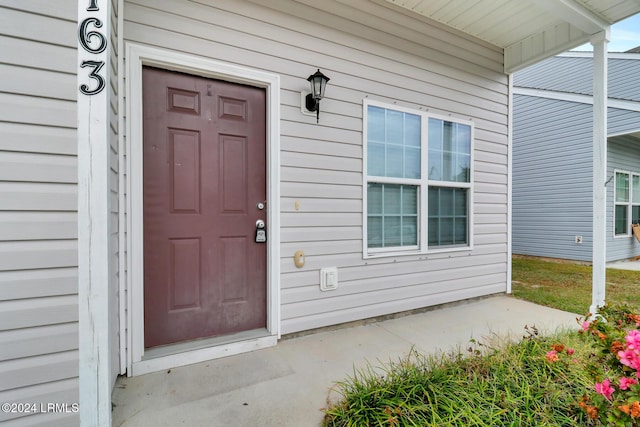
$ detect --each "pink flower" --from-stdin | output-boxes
[546,350,559,362]
[566,348,575,355]
[581,321,591,331]
[619,377,638,390]
[595,379,615,400]
[618,349,640,370]
[626,330,640,351]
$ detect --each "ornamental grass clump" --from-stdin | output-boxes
[323,328,593,426]
[575,305,640,426]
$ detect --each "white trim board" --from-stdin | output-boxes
[117,0,126,377]
[123,43,281,376]
[590,34,607,314]
[513,87,640,113]
[78,2,113,425]
[133,336,277,376]
[559,51,640,60]
[507,74,513,294]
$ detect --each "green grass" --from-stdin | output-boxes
[323,332,593,426]
[511,256,640,314]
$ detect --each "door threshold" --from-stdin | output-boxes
[143,328,270,360]
[131,329,276,376]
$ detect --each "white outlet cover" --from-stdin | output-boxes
[320,267,338,291]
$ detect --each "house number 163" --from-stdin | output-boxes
[78,1,106,95]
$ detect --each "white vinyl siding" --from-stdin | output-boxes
[0,1,79,425]
[123,0,508,335]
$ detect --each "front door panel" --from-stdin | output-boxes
[142,66,266,349]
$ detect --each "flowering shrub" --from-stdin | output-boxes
[573,305,640,426]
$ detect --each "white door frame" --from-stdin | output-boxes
[124,43,281,376]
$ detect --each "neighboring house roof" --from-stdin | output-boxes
[514,52,640,102]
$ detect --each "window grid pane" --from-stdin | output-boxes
[615,204,628,235]
[633,206,640,225]
[428,187,468,246]
[616,172,630,203]
[368,216,383,248]
[428,118,471,183]
[367,183,418,248]
[633,175,640,203]
[367,106,421,179]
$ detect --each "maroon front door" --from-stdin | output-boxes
[142,66,267,349]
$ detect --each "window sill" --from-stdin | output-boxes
[364,245,472,260]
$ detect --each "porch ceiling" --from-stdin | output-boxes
[378,0,640,73]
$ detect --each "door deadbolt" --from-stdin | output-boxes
[255,219,266,243]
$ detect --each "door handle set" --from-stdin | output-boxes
[255,219,266,243]
[255,200,267,243]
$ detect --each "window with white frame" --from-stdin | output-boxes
[614,171,640,236]
[364,100,473,255]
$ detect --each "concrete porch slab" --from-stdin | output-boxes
[608,259,640,271]
[111,295,579,427]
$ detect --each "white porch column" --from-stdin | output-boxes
[590,30,609,315]
[77,0,113,425]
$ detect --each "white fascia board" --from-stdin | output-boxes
[534,0,610,34]
[513,87,640,113]
[559,51,640,60]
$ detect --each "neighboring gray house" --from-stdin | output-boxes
[2,1,639,425]
[513,52,640,262]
